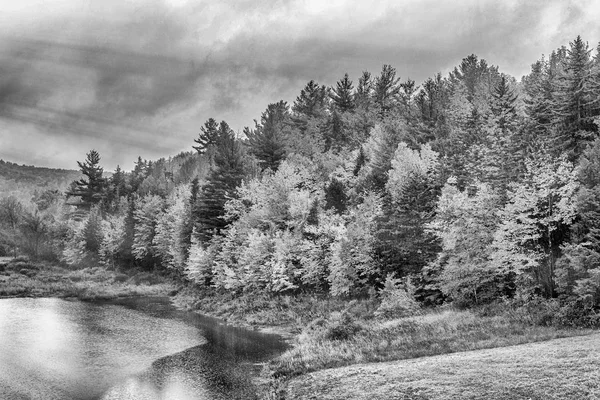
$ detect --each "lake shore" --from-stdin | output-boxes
[0,257,176,301]
[170,286,598,399]
[2,259,598,400]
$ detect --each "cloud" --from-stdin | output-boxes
[0,0,599,170]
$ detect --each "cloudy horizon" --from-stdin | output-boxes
[0,0,599,171]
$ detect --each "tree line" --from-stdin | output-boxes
[3,35,600,313]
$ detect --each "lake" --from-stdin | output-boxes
[0,297,287,399]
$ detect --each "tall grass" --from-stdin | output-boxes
[268,308,593,379]
[0,259,175,299]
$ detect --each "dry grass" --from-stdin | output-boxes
[0,259,175,300]
[282,332,600,399]
[268,309,592,379]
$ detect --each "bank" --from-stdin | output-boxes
[2,256,598,399]
[0,256,176,300]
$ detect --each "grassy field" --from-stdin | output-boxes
[281,332,600,399]
[266,308,591,377]
[0,257,176,300]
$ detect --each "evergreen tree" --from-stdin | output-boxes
[106,165,127,211]
[355,71,373,110]
[193,118,220,155]
[195,122,247,242]
[491,75,518,130]
[552,36,598,160]
[557,139,600,305]
[377,143,441,279]
[130,156,149,193]
[324,178,348,214]
[291,80,328,130]
[67,150,107,211]
[330,73,355,112]
[245,101,289,171]
[373,64,401,118]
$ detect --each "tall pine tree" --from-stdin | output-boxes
[195,121,247,242]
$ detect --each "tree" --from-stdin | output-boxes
[355,71,374,110]
[329,192,382,296]
[130,156,149,193]
[492,158,578,297]
[428,180,506,305]
[132,195,164,266]
[67,150,107,210]
[377,143,441,278]
[330,73,355,113]
[99,214,125,268]
[245,101,289,171]
[0,196,23,257]
[373,64,401,118]
[193,118,220,155]
[491,75,518,130]
[153,185,191,272]
[291,80,328,131]
[552,36,599,160]
[106,165,127,211]
[556,139,600,305]
[195,122,247,242]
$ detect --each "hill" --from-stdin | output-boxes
[0,159,81,198]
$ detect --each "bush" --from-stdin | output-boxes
[306,311,362,341]
[553,301,600,328]
[113,273,129,283]
[375,275,421,319]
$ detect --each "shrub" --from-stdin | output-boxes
[553,301,600,328]
[306,311,362,341]
[375,275,421,318]
[113,273,129,283]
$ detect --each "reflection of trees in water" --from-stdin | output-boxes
[141,345,259,400]
[97,297,288,400]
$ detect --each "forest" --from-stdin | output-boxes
[3,35,600,325]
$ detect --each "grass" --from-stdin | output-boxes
[268,308,592,379]
[173,287,378,336]
[281,332,600,399]
[0,257,176,300]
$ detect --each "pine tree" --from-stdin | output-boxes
[291,80,328,130]
[355,71,374,110]
[195,122,247,242]
[130,156,149,193]
[552,36,598,160]
[245,101,289,171]
[323,109,347,151]
[374,64,401,118]
[193,118,220,155]
[330,73,355,112]
[491,75,518,130]
[106,165,127,211]
[557,139,600,305]
[417,73,449,126]
[377,143,441,279]
[67,150,107,211]
[324,178,348,214]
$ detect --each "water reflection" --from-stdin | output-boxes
[0,297,286,400]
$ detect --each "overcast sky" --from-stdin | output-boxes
[0,0,599,171]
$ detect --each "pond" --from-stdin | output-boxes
[0,297,287,399]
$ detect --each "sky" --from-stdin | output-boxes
[0,0,599,171]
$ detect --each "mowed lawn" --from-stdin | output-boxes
[283,332,600,400]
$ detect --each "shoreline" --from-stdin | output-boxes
[3,260,599,399]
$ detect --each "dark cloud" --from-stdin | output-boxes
[0,0,599,170]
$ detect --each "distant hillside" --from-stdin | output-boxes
[0,159,81,198]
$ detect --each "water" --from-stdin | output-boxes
[0,297,287,399]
